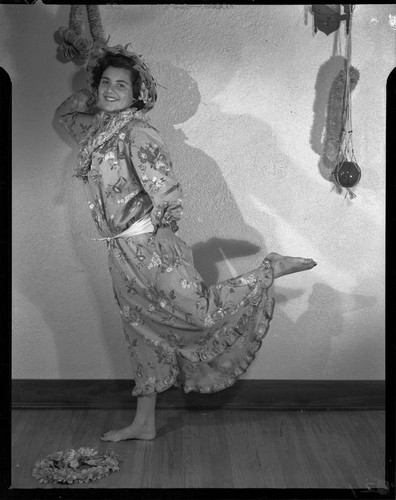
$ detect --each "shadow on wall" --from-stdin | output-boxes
[269,282,377,378]
[151,60,268,285]
[310,54,347,184]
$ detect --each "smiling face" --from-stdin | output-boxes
[97,66,135,112]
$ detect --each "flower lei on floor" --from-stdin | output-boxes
[32,447,120,485]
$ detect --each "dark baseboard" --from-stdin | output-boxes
[12,379,385,410]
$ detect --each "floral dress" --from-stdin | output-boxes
[56,90,275,396]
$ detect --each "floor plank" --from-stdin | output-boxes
[11,409,385,489]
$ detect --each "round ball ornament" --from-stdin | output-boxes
[333,160,361,198]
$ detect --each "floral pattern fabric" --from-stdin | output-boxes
[56,91,275,396]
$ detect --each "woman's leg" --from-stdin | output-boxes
[100,392,157,442]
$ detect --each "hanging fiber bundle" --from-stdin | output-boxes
[57,28,93,62]
[322,65,359,170]
[57,5,106,63]
[68,5,84,35]
[87,5,107,44]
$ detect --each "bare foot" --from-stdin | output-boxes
[266,252,317,279]
[100,422,156,442]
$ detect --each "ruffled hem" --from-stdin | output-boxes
[131,293,275,396]
[181,296,274,394]
[129,259,274,397]
[177,262,273,366]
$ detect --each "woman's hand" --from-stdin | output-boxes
[154,227,183,265]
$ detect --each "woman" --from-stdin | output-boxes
[56,44,317,442]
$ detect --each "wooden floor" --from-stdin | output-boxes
[11,409,385,489]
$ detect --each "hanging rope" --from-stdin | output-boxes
[57,5,107,62]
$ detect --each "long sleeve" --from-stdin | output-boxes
[55,89,97,143]
[128,125,183,233]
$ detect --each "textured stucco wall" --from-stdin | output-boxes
[5,3,393,380]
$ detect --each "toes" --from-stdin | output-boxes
[100,434,120,442]
[100,431,117,441]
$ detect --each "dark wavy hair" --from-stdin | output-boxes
[91,53,145,111]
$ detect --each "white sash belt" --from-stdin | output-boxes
[92,213,154,242]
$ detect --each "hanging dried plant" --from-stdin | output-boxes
[87,5,107,44]
[57,5,106,63]
[68,5,84,36]
[322,65,360,170]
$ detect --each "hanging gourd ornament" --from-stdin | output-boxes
[333,160,361,191]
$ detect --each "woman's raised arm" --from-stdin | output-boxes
[55,88,97,143]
